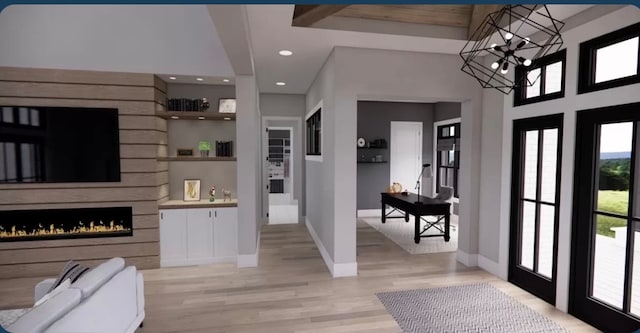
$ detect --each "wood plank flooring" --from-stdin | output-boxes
[0,221,597,332]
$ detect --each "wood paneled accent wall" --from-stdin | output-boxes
[0,67,166,279]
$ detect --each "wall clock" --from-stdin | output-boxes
[357,137,366,148]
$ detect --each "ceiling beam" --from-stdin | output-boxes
[292,5,350,27]
[468,5,504,40]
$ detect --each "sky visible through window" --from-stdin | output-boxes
[600,122,633,153]
[595,37,639,84]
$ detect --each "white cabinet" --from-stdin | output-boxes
[186,208,213,262]
[159,207,237,267]
[159,209,187,264]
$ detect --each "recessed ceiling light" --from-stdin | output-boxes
[168,76,176,80]
[276,82,286,86]
[223,79,230,83]
[198,116,205,120]
[279,50,293,56]
[224,117,231,120]
[170,116,179,119]
[196,78,204,81]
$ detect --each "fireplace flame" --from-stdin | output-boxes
[0,220,131,239]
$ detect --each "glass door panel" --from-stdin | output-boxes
[510,114,563,305]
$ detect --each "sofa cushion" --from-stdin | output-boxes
[47,260,88,293]
[35,279,71,307]
[71,257,124,299]
[7,289,81,333]
[45,267,138,333]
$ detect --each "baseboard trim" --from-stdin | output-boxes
[160,256,236,268]
[456,250,478,267]
[305,218,357,277]
[478,255,500,277]
[356,209,380,217]
[237,230,261,268]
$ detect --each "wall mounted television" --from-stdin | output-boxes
[0,106,121,183]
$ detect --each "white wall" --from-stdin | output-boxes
[489,6,640,312]
[0,5,234,77]
[304,46,485,276]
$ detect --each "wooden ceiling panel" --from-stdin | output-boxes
[333,5,474,28]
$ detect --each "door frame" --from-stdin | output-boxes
[569,101,640,332]
[509,113,564,305]
[262,116,303,224]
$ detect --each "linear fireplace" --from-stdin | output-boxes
[0,207,133,242]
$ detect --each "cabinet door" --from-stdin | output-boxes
[186,208,214,261]
[214,208,238,258]
[159,209,188,265]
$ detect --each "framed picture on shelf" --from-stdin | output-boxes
[218,98,236,113]
[177,148,194,156]
[183,179,201,202]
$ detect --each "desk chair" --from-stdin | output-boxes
[421,186,453,234]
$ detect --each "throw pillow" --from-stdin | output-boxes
[47,260,90,293]
[34,279,70,307]
[0,324,11,333]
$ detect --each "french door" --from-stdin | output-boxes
[509,114,563,305]
[571,102,640,332]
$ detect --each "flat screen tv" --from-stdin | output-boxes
[0,106,121,183]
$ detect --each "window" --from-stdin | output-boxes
[578,22,640,94]
[436,122,460,198]
[514,49,566,106]
[306,106,321,157]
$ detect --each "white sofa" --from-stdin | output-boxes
[6,257,145,333]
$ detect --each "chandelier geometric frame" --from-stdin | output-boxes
[460,5,565,94]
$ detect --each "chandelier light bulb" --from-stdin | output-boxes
[524,37,530,44]
[491,43,497,48]
[501,61,509,74]
[491,62,499,69]
[523,59,532,66]
[505,32,514,40]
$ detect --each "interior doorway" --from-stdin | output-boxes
[266,125,299,224]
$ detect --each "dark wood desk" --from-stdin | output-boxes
[380,192,451,244]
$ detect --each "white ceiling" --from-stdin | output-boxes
[245,5,593,95]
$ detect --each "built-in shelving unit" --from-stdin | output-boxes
[156,111,236,121]
[157,157,236,162]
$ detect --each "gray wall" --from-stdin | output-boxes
[435,102,461,122]
[166,83,237,200]
[235,75,261,257]
[260,93,306,220]
[357,101,435,210]
[305,52,336,263]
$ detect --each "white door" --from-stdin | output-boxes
[159,209,188,265]
[390,121,423,195]
[214,208,238,258]
[186,208,213,261]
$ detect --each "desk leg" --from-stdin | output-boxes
[444,213,450,242]
[414,215,420,244]
[381,201,386,223]
[404,211,409,222]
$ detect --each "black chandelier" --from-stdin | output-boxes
[460,5,565,94]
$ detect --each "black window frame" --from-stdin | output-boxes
[306,108,321,156]
[436,122,460,198]
[578,22,640,94]
[514,49,567,107]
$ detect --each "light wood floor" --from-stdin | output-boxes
[0,221,598,332]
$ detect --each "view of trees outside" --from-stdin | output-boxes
[597,122,632,237]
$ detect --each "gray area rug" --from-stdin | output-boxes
[376,283,567,333]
